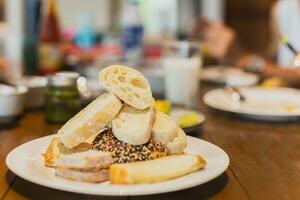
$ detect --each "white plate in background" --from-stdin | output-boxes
[201,66,259,86]
[204,87,300,121]
[6,135,229,196]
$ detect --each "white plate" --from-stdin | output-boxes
[6,135,229,196]
[204,87,300,121]
[201,66,258,86]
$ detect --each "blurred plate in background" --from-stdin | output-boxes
[201,66,259,86]
[204,87,300,121]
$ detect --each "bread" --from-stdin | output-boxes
[165,127,187,155]
[109,154,206,184]
[92,128,167,163]
[44,137,94,167]
[99,65,153,109]
[151,112,187,155]
[152,112,178,145]
[112,105,155,145]
[58,92,123,148]
[55,168,109,183]
[55,150,113,171]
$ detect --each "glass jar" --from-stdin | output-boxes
[44,72,81,123]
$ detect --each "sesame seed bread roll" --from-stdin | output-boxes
[99,65,154,109]
[58,92,123,148]
[109,154,206,184]
[112,104,155,145]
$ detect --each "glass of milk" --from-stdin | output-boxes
[162,41,202,108]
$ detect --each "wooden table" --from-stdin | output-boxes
[1,84,300,200]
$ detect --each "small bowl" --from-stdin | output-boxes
[0,84,28,121]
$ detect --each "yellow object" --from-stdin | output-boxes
[178,113,199,128]
[261,77,287,87]
[280,35,289,44]
[155,100,172,114]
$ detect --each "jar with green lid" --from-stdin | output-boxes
[45,72,81,123]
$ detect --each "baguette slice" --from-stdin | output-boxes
[43,137,89,167]
[165,127,187,155]
[110,154,206,184]
[55,150,113,171]
[99,65,154,109]
[152,112,178,145]
[58,92,122,148]
[55,168,109,183]
[112,105,155,145]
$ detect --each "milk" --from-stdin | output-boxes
[163,57,201,108]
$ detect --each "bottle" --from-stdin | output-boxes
[44,72,81,123]
[38,0,62,75]
[121,0,144,63]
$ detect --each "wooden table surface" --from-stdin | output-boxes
[1,84,300,200]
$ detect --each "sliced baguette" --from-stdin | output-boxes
[109,154,206,184]
[152,112,178,145]
[112,105,155,145]
[55,168,109,183]
[55,150,113,171]
[99,65,153,109]
[43,137,89,167]
[165,127,187,155]
[58,92,122,148]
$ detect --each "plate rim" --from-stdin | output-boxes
[6,135,229,196]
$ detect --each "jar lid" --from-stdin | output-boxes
[48,72,79,87]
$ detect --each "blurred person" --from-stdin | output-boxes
[192,0,300,86]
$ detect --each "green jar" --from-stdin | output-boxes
[45,72,81,123]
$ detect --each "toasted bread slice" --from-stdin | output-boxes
[109,154,206,184]
[165,127,187,155]
[55,150,113,171]
[99,65,153,109]
[58,92,122,148]
[55,168,109,183]
[43,137,89,167]
[112,105,155,145]
[152,112,178,145]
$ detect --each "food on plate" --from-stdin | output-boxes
[55,150,113,170]
[112,104,155,145]
[58,92,122,148]
[109,154,206,184]
[155,100,171,113]
[43,64,205,184]
[91,128,167,163]
[177,112,200,127]
[99,65,154,109]
[55,150,113,183]
[44,137,89,167]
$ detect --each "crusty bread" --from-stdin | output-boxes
[152,112,178,145]
[112,105,155,145]
[165,127,187,155]
[109,154,206,184]
[43,137,91,167]
[99,65,154,109]
[58,92,122,148]
[55,150,113,171]
[55,168,109,183]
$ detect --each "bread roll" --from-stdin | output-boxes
[99,65,153,109]
[58,92,122,148]
[112,105,155,145]
[109,154,206,184]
